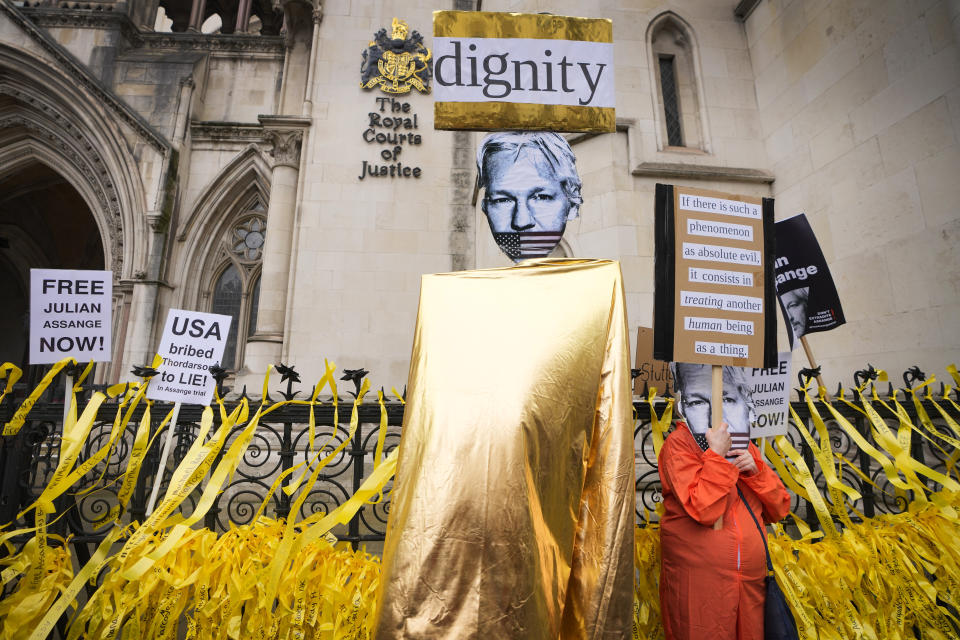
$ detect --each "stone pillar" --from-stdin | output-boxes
[235,0,253,33]
[172,76,195,148]
[450,130,476,271]
[187,0,207,32]
[302,7,323,116]
[122,211,166,374]
[241,116,310,377]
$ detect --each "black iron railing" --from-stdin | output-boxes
[1,370,958,565]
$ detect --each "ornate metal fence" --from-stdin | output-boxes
[637,388,959,530]
[1,371,958,567]
[0,389,405,557]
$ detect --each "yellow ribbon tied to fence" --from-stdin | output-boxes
[3,363,960,639]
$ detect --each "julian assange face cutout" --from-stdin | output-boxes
[477,132,582,262]
[672,363,756,454]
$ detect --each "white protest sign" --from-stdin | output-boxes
[148,309,231,405]
[747,351,792,438]
[30,269,112,364]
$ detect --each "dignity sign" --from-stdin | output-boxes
[433,11,615,132]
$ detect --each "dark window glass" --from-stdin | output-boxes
[211,264,242,369]
[248,276,260,336]
[659,56,684,147]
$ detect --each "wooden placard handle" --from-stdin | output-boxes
[800,335,827,394]
[711,365,724,530]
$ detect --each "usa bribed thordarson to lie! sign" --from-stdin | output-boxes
[653,185,778,370]
[148,309,232,406]
[432,11,615,133]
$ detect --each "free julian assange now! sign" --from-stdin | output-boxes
[432,11,615,133]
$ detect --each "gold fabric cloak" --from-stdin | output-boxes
[373,259,635,639]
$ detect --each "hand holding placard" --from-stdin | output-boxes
[730,450,758,476]
[706,421,731,458]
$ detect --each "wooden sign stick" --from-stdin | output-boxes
[799,335,827,395]
[711,364,724,530]
[145,400,182,516]
[62,373,74,431]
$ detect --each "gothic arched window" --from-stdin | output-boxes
[207,201,265,370]
[649,13,705,151]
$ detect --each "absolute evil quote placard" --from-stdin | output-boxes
[654,184,777,369]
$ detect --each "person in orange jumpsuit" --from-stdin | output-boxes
[658,363,791,640]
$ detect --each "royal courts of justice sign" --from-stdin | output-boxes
[432,11,615,132]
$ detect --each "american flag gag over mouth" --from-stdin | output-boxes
[728,431,752,457]
[493,231,564,260]
[691,430,752,458]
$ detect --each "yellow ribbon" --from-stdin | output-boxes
[27,526,125,640]
[8,362,960,639]
[647,387,673,459]
[3,357,74,436]
[0,362,22,407]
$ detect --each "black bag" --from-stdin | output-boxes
[737,487,800,640]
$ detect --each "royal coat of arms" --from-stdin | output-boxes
[361,18,432,94]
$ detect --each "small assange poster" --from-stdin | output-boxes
[432,11,615,132]
[148,309,231,405]
[774,213,845,348]
[746,351,792,438]
[633,326,672,396]
[30,268,112,364]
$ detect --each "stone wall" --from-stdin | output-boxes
[746,0,960,380]
[287,3,463,386]
[6,0,957,391]
[285,0,777,388]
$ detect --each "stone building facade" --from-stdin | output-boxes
[0,0,957,391]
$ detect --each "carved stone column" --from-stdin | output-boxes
[242,116,310,376]
[302,7,323,116]
[235,0,253,33]
[187,0,207,32]
[123,210,167,376]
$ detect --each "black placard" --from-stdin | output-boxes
[774,213,845,347]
